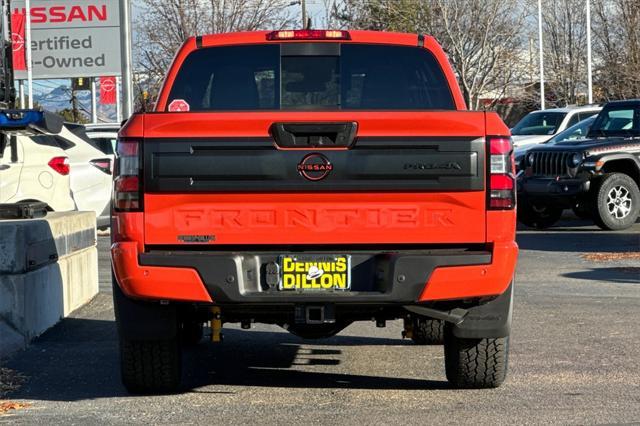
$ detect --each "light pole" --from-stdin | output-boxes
[302,0,307,28]
[25,0,32,108]
[91,77,97,123]
[289,0,307,28]
[537,0,545,110]
[119,0,133,118]
[586,0,593,104]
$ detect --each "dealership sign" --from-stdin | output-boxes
[12,1,121,79]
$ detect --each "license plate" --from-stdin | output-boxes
[279,255,351,291]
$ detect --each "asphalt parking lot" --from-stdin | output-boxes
[1,217,639,424]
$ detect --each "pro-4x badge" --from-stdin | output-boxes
[177,234,215,243]
[297,153,333,181]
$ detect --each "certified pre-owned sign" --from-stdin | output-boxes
[13,1,121,79]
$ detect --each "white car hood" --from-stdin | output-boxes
[512,135,552,148]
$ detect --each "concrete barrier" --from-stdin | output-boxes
[0,211,98,359]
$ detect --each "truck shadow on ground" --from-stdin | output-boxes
[183,329,449,392]
[5,317,448,402]
[516,227,640,253]
[517,216,640,232]
[562,267,640,284]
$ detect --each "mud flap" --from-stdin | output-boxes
[112,273,178,341]
[451,282,513,339]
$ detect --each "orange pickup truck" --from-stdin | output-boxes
[111,29,518,393]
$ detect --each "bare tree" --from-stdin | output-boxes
[535,0,588,106]
[209,0,296,33]
[134,0,206,98]
[319,0,340,28]
[133,0,296,106]
[131,0,640,116]
[333,0,528,110]
[430,0,528,110]
[333,0,424,32]
[592,0,640,100]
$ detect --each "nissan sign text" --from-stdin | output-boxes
[13,0,121,79]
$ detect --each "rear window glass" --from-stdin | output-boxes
[167,44,455,111]
[87,137,116,155]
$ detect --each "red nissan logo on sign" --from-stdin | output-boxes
[11,32,23,52]
[168,99,190,112]
[102,78,115,92]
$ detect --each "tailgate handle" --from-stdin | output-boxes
[270,122,358,148]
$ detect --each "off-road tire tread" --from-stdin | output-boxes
[590,173,640,231]
[517,200,562,229]
[411,318,444,345]
[444,333,509,389]
[120,338,181,394]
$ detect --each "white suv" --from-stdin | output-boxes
[84,123,120,171]
[0,133,75,211]
[511,105,602,148]
[54,124,115,228]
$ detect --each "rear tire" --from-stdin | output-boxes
[517,199,562,229]
[590,173,640,231]
[444,328,509,389]
[120,338,181,394]
[112,275,182,394]
[410,316,444,345]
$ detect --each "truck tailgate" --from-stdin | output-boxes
[142,112,487,245]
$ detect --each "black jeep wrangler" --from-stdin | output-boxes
[517,99,640,230]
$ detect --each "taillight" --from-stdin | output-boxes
[266,29,351,41]
[90,158,112,175]
[48,156,70,175]
[488,137,515,210]
[113,139,142,211]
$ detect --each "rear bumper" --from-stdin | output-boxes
[111,242,517,304]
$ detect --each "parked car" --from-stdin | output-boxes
[0,132,75,211]
[111,29,518,393]
[84,123,121,227]
[515,115,597,168]
[517,99,640,230]
[511,105,601,148]
[50,124,113,228]
[84,123,120,165]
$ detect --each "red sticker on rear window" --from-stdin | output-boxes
[168,99,190,112]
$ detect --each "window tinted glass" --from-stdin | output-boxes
[169,45,279,111]
[31,135,76,150]
[168,44,455,111]
[340,44,454,109]
[511,111,567,135]
[589,106,639,136]
[281,55,339,109]
[89,137,116,155]
[546,116,596,144]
